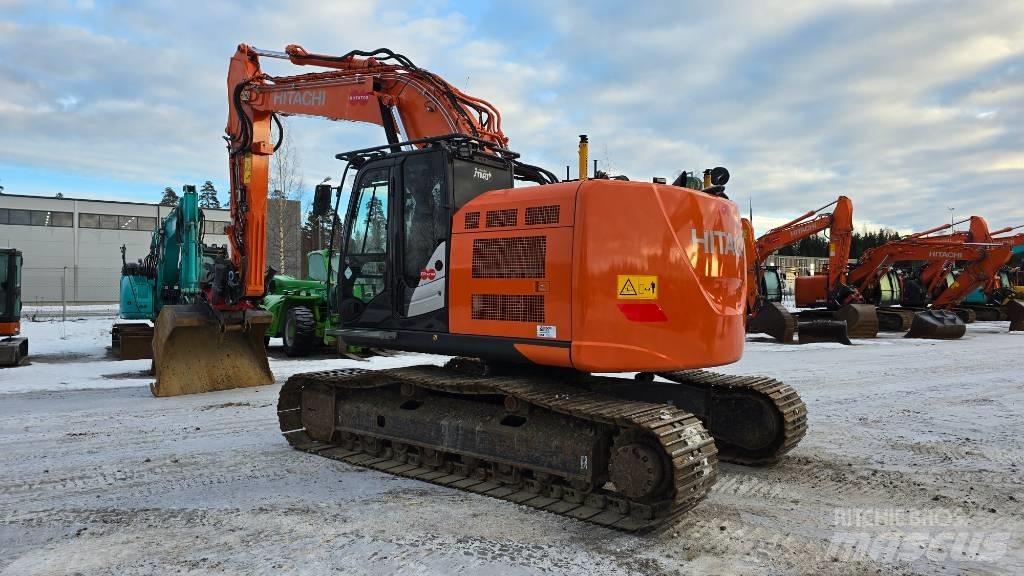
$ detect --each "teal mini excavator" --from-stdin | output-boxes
[114,185,265,374]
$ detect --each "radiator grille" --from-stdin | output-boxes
[525,205,560,226]
[471,294,544,323]
[472,236,546,278]
[464,211,481,229]
[485,208,518,228]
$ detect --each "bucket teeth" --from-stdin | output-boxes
[904,310,966,340]
[151,305,274,397]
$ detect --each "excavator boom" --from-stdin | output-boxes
[152,43,519,396]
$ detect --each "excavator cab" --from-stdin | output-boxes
[761,267,785,303]
[333,137,514,344]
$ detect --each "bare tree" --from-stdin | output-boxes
[268,119,305,275]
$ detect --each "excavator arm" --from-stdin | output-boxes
[222,44,511,304]
[910,217,990,302]
[930,243,1013,308]
[153,44,517,397]
[849,239,1010,304]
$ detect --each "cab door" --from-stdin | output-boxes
[397,151,449,330]
[338,166,394,328]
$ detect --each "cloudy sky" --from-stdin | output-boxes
[2,0,1022,234]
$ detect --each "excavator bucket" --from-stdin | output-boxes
[151,304,274,397]
[797,320,853,345]
[1006,299,1024,331]
[904,310,966,340]
[834,304,879,339]
[746,301,797,343]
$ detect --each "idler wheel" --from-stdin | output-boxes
[609,441,666,500]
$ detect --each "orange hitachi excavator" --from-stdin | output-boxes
[846,228,1013,338]
[910,222,1024,323]
[901,217,988,311]
[743,196,878,343]
[156,43,808,529]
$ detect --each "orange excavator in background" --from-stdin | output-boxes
[743,196,878,344]
[901,216,990,312]
[154,43,808,530]
[846,230,1013,338]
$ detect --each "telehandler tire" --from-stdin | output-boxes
[283,306,317,357]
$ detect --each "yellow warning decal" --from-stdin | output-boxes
[242,153,252,184]
[617,275,658,300]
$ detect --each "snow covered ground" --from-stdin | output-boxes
[0,313,1022,575]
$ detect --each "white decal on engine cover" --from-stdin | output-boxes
[536,325,557,339]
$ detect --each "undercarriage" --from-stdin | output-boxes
[278,360,807,531]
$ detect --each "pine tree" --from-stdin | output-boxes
[160,186,179,206]
[366,195,387,253]
[199,181,221,209]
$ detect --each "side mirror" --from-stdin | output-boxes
[312,184,333,217]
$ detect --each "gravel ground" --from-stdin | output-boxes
[0,315,1021,575]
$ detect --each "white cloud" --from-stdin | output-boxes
[0,0,1022,233]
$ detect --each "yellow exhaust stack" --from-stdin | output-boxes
[578,134,588,180]
[151,305,274,397]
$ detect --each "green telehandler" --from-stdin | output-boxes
[262,249,371,357]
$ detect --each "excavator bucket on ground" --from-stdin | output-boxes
[905,310,966,340]
[151,305,274,397]
[834,304,879,339]
[1006,299,1024,331]
[797,320,853,345]
[877,308,916,332]
[747,301,797,343]
[953,308,977,324]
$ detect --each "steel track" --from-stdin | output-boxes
[278,366,720,532]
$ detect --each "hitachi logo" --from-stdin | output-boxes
[691,228,744,256]
[272,90,326,107]
[929,251,963,259]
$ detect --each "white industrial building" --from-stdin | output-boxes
[0,194,231,304]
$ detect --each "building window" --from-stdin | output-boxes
[79,213,99,228]
[79,212,156,230]
[204,220,227,235]
[0,209,73,227]
[136,216,157,231]
[50,212,73,227]
[8,210,30,225]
